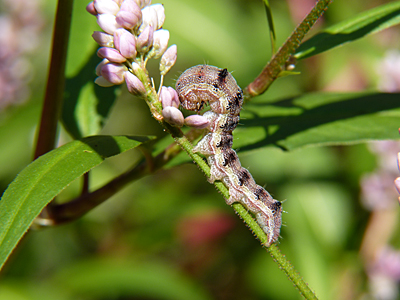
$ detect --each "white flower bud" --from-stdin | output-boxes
[95,76,115,87]
[152,4,165,29]
[94,0,120,15]
[140,5,158,33]
[159,44,177,75]
[97,13,120,34]
[150,29,169,59]
[92,31,114,47]
[162,106,184,127]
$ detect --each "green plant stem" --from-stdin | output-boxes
[33,0,73,159]
[245,0,333,98]
[171,129,318,299]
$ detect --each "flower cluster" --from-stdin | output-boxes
[87,0,177,101]
[87,0,209,128]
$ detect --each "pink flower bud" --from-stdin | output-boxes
[136,25,153,53]
[95,76,115,87]
[124,71,146,95]
[184,115,210,129]
[116,0,142,29]
[97,47,126,63]
[95,58,110,76]
[86,2,97,16]
[151,29,169,59]
[113,28,136,59]
[97,13,120,34]
[152,4,165,29]
[92,31,114,47]
[94,0,120,15]
[159,45,177,75]
[100,62,127,84]
[167,87,179,108]
[160,86,180,108]
[160,86,172,108]
[162,107,184,127]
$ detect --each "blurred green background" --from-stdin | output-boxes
[1,0,400,299]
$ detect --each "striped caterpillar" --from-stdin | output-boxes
[175,65,282,246]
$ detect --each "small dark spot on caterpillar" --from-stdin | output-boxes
[213,83,219,90]
[238,169,251,186]
[223,150,237,167]
[218,68,228,82]
[216,135,233,149]
[269,201,282,215]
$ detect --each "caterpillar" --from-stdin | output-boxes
[175,65,282,246]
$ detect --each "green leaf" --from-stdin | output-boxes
[295,1,400,59]
[235,92,400,151]
[63,49,119,139]
[0,135,154,271]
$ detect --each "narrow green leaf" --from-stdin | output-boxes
[263,0,277,54]
[235,92,400,151]
[0,135,154,271]
[295,1,400,59]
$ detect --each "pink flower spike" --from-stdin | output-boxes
[160,86,172,108]
[162,107,184,127]
[160,45,177,75]
[94,0,120,15]
[184,115,210,129]
[167,87,179,108]
[116,0,142,29]
[97,47,126,63]
[97,13,120,34]
[151,29,169,59]
[86,2,97,15]
[136,25,153,53]
[125,71,146,95]
[100,62,126,85]
[114,28,136,59]
[92,31,114,47]
[95,76,115,87]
